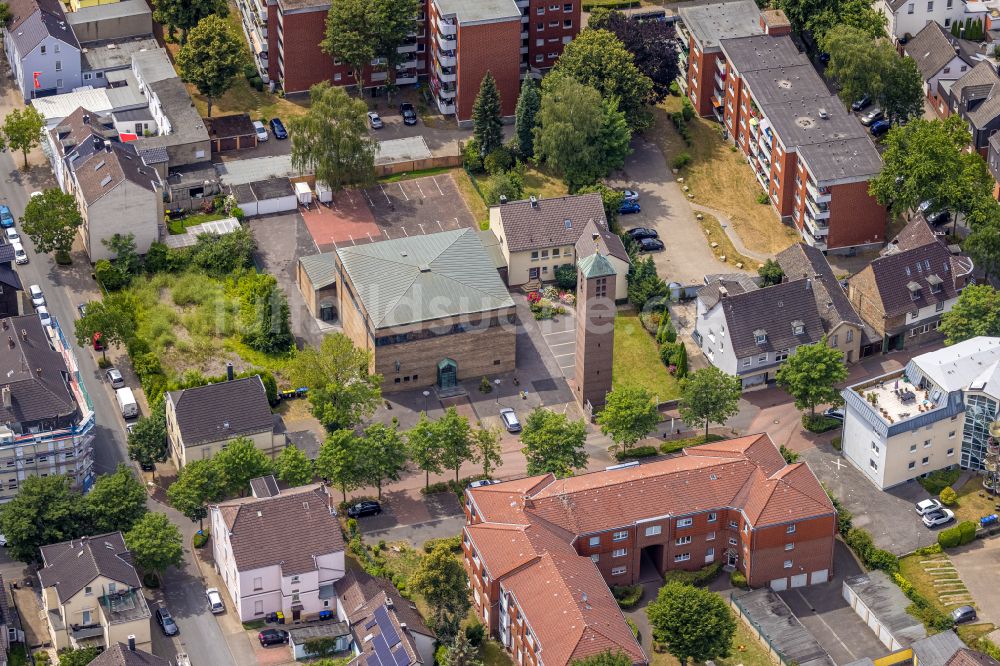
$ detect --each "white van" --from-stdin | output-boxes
[116,387,138,419]
[12,242,27,265]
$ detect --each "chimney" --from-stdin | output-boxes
[82,114,89,124]
[719,286,729,298]
[530,195,538,208]
[2,387,10,409]
[226,362,234,381]
[499,195,507,204]
[127,635,136,652]
[806,278,812,291]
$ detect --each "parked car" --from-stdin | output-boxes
[259,629,289,647]
[252,121,269,142]
[926,208,950,226]
[77,302,89,318]
[619,200,641,215]
[626,227,658,240]
[400,103,418,125]
[269,118,288,140]
[4,227,17,243]
[0,534,7,547]
[915,498,944,515]
[28,284,44,308]
[638,238,665,252]
[347,500,382,518]
[859,108,884,126]
[29,191,42,199]
[156,607,179,636]
[36,306,50,327]
[622,189,639,202]
[92,332,104,351]
[0,206,12,228]
[870,119,891,137]
[106,368,125,389]
[12,242,27,265]
[500,407,521,433]
[851,95,872,112]
[822,407,845,423]
[468,479,501,489]
[367,111,384,129]
[922,508,955,528]
[206,588,226,614]
[952,605,978,624]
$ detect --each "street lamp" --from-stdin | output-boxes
[422,390,430,414]
[494,379,502,405]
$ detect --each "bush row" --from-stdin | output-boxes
[660,433,725,455]
[611,584,644,609]
[845,527,898,574]
[614,445,660,462]
[663,560,722,587]
[423,535,463,554]
[420,474,489,496]
[938,520,977,549]
[802,414,842,433]
[894,572,954,630]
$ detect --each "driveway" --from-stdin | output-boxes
[951,537,1000,628]
[526,302,577,381]
[610,138,730,285]
[358,490,466,547]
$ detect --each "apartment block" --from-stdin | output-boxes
[464,434,836,665]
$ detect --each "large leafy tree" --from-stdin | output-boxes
[534,74,631,192]
[774,0,833,33]
[437,407,472,482]
[775,339,848,418]
[289,333,382,431]
[86,464,148,534]
[213,437,274,497]
[646,582,736,664]
[514,77,541,159]
[322,0,375,87]
[678,366,742,437]
[411,544,470,643]
[939,284,1000,345]
[0,475,86,563]
[56,647,100,666]
[807,0,886,43]
[152,0,227,42]
[290,83,376,193]
[757,259,784,287]
[963,219,1000,281]
[591,10,679,101]
[360,422,408,499]
[471,425,502,479]
[2,105,43,170]
[521,407,588,477]
[274,444,315,487]
[20,187,82,260]
[124,512,184,579]
[316,429,367,502]
[73,293,138,362]
[472,72,504,156]
[597,385,659,455]
[128,397,168,469]
[552,29,654,130]
[166,458,224,530]
[369,0,421,95]
[176,15,243,118]
[407,413,443,491]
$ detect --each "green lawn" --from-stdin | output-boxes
[899,551,973,617]
[167,211,231,235]
[522,165,569,200]
[613,312,681,401]
[953,477,997,525]
[649,613,774,666]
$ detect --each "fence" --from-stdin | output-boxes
[375,154,463,177]
[730,592,789,666]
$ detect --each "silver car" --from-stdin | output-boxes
[106,368,125,389]
[206,587,225,614]
[500,408,521,433]
[253,120,268,142]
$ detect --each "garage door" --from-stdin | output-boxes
[791,574,808,588]
[811,569,828,584]
[770,578,788,591]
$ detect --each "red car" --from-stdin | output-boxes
[92,332,104,351]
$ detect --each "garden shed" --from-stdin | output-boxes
[287,621,351,660]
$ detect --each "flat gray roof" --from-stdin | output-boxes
[741,64,831,106]
[135,78,210,149]
[375,136,432,165]
[132,48,176,86]
[844,573,927,647]
[66,0,151,25]
[434,0,521,24]
[216,154,302,186]
[732,589,834,666]
[720,34,807,74]
[678,0,762,50]
[81,37,159,72]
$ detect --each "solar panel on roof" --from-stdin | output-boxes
[365,617,378,630]
[373,633,394,666]
[392,646,412,666]
[374,605,401,648]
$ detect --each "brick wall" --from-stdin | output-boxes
[276,8,341,94]
[574,273,615,409]
[455,19,522,122]
[827,180,886,249]
[527,0,580,70]
[747,515,835,587]
[686,37,718,117]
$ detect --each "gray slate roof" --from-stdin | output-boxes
[337,228,514,329]
[74,142,159,205]
[698,273,760,310]
[843,572,927,646]
[906,22,973,81]
[7,0,78,54]
[90,643,169,666]
[299,253,337,290]
[677,0,762,50]
[496,193,613,254]
[38,532,142,605]
[575,219,629,264]
[952,61,1000,129]
[166,375,273,448]
[776,243,865,333]
[716,279,826,359]
[0,314,77,425]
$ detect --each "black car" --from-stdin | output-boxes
[951,606,977,625]
[400,103,418,126]
[818,52,830,64]
[851,95,871,112]
[627,227,658,240]
[259,629,289,647]
[155,607,179,636]
[639,238,664,252]
[926,208,951,226]
[269,118,288,140]
[347,500,382,518]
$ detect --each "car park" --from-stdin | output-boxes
[952,605,977,624]
[915,498,944,515]
[638,238,665,252]
[347,500,382,518]
[0,206,12,228]
[822,407,845,422]
[28,285,44,308]
[155,607,179,636]
[400,103,418,125]
[859,108,884,126]
[627,227,658,240]
[870,119,891,137]
[12,242,27,265]
[206,587,225,614]
[500,407,521,433]
[259,629,289,646]
[253,121,269,142]
[36,306,50,327]
[269,118,288,140]
[922,508,955,527]
[619,200,641,215]
[851,95,871,112]
[4,228,17,243]
[367,111,384,129]
[106,368,125,389]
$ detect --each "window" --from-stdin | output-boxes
[535,54,543,62]
[907,3,914,12]
[677,517,693,528]
[84,586,93,596]
[785,543,794,551]
[56,78,62,88]
[729,537,738,546]
[552,248,560,257]
[55,60,62,72]
[755,331,767,344]
[936,301,945,312]
[758,354,768,363]
[948,448,955,456]
[729,520,738,529]
[564,2,572,9]
[613,548,627,558]
[589,536,600,546]
[927,1,933,9]
[945,17,951,25]
[922,457,930,465]
[563,19,572,27]
[548,20,558,26]
[910,443,917,452]
[676,536,692,545]
[871,442,880,455]
[870,459,878,471]
[909,461,916,469]
[708,512,717,522]
[924,439,931,448]
[784,560,793,569]
[290,575,300,584]
[831,334,838,347]
[591,554,599,563]
[40,45,46,55]
[255,600,264,615]
[537,6,544,13]
[776,349,789,362]
[253,577,263,591]
[645,525,661,537]
[706,531,716,541]
[847,329,854,342]
[786,524,796,534]
[674,553,691,562]
[613,530,628,541]
[83,73,92,81]
[82,610,92,625]
[531,251,539,261]
[611,566,627,575]
[743,358,751,368]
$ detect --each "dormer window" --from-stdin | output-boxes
[908,281,922,301]
[754,329,767,344]
[927,274,943,294]
[791,320,805,335]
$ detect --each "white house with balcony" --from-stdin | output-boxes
[210,477,346,622]
[841,337,1000,489]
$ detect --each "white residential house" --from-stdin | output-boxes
[876,0,970,42]
[210,477,346,623]
[2,0,82,101]
[841,337,1000,489]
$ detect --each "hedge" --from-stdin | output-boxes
[938,520,977,549]
[424,535,463,553]
[663,561,723,587]
[611,584,644,609]
[894,571,954,630]
[581,0,636,10]
[614,445,660,462]
[802,414,842,433]
[730,570,748,589]
[420,474,489,496]
[845,527,898,573]
[918,468,960,495]
[661,433,725,455]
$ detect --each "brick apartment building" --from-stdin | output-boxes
[236,0,578,123]
[464,433,836,666]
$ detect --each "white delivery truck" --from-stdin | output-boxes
[115,387,138,419]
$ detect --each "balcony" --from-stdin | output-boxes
[802,231,827,251]
[714,74,724,95]
[435,30,456,52]
[398,40,418,53]
[716,58,727,75]
[436,97,455,114]
[435,48,456,68]
[805,179,831,203]
[804,215,829,237]
[437,17,457,36]
[805,196,830,220]
[435,62,456,82]
[437,85,456,99]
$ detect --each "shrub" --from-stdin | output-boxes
[346,518,359,537]
[939,486,958,506]
[672,153,691,170]
[958,520,978,545]
[867,548,900,573]
[466,622,485,647]
[779,445,799,463]
[661,434,725,455]
[831,436,842,451]
[663,561,723,587]
[681,98,695,121]
[627,617,639,639]
[483,170,525,206]
[193,531,209,548]
[756,192,770,204]
[611,584,644,609]
[914,543,942,556]
[823,484,853,537]
[95,259,129,290]
[483,147,514,175]
[919,468,961,495]
[615,445,659,461]
[802,414,841,433]
[423,535,463,553]
[938,526,962,549]
[463,139,484,173]
[555,264,577,291]
[730,570,748,589]
[669,81,680,96]
[846,527,874,560]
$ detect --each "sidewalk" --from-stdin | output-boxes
[689,203,771,263]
